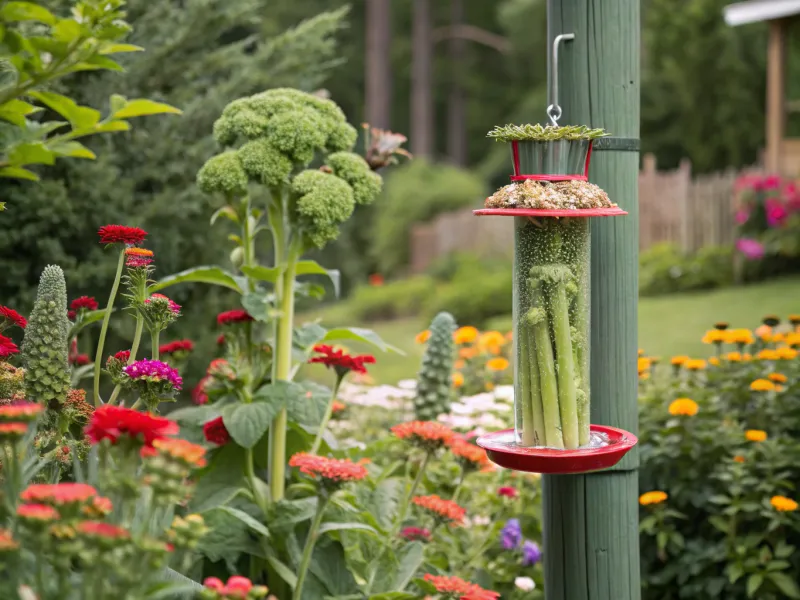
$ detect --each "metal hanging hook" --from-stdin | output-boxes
[547,33,575,126]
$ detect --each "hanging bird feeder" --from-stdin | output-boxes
[475,33,637,474]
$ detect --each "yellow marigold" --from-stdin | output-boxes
[709,357,720,366]
[415,330,431,344]
[757,349,780,361]
[726,329,754,345]
[453,326,479,345]
[750,378,776,392]
[459,347,477,360]
[452,372,464,388]
[454,359,466,370]
[745,429,767,442]
[768,373,788,383]
[755,324,773,341]
[772,332,786,343]
[486,357,509,372]
[685,359,706,371]
[770,496,799,512]
[479,331,506,350]
[637,357,651,373]
[785,332,800,346]
[671,355,690,366]
[726,352,742,362]
[702,330,726,344]
[639,491,668,506]
[777,347,798,360]
[668,398,699,416]
[733,455,745,463]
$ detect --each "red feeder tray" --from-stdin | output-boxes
[476,425,637,474]
[474,207,628,218]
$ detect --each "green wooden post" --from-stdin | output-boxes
[543,1,641,600]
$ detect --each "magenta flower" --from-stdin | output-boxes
[762,175,781,190]
[765,199,788,227]
[735,209,750,225]
[123,359,183,391]
[736,238,765,260]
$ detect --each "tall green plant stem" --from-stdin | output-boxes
[93,250,125,407]
[107,315,144,405]
[293,494,330,600]
[310,376,344,454]
[527,279,564,449]
[151,330,160,362]
[548,278,579,449]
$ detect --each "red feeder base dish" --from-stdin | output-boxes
[474,207,627,218]
[476,425,637,474]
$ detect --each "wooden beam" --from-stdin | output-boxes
[766,19,786,173]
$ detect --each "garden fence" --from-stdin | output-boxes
[408,154,758,273]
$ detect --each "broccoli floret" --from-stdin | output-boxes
[266,110,328,164]
[326,152,383,205]
[197,151,248,197]
[292,169,355,248]
[237,139,292,187]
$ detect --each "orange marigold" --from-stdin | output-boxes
[454,326,479,345]
[415,330,431,344]
[684,359,706,371]
[757,349,780,361]
[486,357,509,372]
[709,357,720,366]
[413,494,466,525]
[391,421,454,452]
[777,347,798,360]
[745,429,768,442]
[771,496,799,512]
[750,379,776,392]
[670,355,690,366]
[726,352,742,362]
[702,330,725,344]
[639,491,668,506]
[452,372,465,388]
[459,347,477,360]
[733,455,746,463]
[423,574,500,600]
[637,357,652,373]
[668,398,698,416]
[289,453,368,484]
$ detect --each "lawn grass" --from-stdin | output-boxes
[302,276,800,384]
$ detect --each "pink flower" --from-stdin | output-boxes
[762,175,781,190]
[497,486,519,499]
[766,199,788,227]
[736,238,765,260]
[735,209,750,225]
[123,359,183,391]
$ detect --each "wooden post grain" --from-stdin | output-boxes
[545,1,641,598]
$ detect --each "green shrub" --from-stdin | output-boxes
[347,276,436,321]
[425,269,512,327]
[639,243,734,296]
[371,159,485,276]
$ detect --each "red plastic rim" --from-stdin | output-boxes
[474,207,628,218]
[476,425,638,474]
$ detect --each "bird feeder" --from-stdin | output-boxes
[474,36,636,474]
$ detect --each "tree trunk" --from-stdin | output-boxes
[447,0,466,165]
[365,0,392,129]
[411,0,433,157]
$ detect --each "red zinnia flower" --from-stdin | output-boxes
[423,574,499,600]
[0,335,19,359]
[289,453,369,483]
[412,494,466,525]
[217,309,253,326]
[497,486,518,499]
[0,306,26,329]
[391,421,455,452]
[70,296,98,312]
[216,334,226,345]
[203,416,230,446]
[98,225,147,246]
[112,350,131,364]
[309,344,376,376]
[21,483,97,506]
[449,438,490,469]
[84,405,179,447]
[17,503,59,522]
[0,403,43,422]
[368,273,384,287]
[159,339,194,355]
[70,353,91,366]
[77,521,130,540]
[400,526,431,542]
[192,376,211,405]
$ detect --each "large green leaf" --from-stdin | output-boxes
[222,403,274,449]
[318,522,378,536]
[150,266,243,293]
[0,99,41,126]
[264,555,297,589]
[391,543,425,592]
[218,506,270,539]
[321,327,403,354]
[188,444,247,513]
[270,497,318,531]
[286,381,331,427]
[8,141,54,166]
[241,265,280,283]
[99,43,144,55]
[29,91,100,128]
[0,2,56,24]
[49,140,96,159]
[295,260,341,297]
[0,166,38,180]
[768,573,800,599]
[112,98,182,119]
[197,507,260,567]
[241,291,274,322]
[167,405,220,427]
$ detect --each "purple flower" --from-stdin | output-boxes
[735,238,765,261]
[123,359,183,391]
[522,540,542,566]
[500,518,522,550]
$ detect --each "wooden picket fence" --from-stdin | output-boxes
[408,154,756,273]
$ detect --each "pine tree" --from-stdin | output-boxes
[22,266,70,406]
[414,312,457,421]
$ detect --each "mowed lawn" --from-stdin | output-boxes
[303,276,800,384]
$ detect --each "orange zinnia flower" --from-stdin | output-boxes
[289,453,369,483]
[668,398,698,416]
[412,494,466,524]
[21,483,97,506]
[670,355,690,366]
[768,373,788,383]
[17,504,59,522]
[757,349,780,361]
[750,379,775,392]
[639,491,668,506]
[0,403,43,423]
[391,421,454,451]
[684,359,706,371]
[777,347,798,360]
[423,574,499,600]
[449,438,490,469]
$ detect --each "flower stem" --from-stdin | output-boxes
[108,315,144,405]
[310,376,343,455]
[151,330,160,362]
[93,250,125,407]
[293,494,330,600]
[396,451,431,533]
[245,447,268,515]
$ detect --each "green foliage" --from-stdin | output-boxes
[639,243,735,296]
[371,160,486,276]
[21,264,70,405]
[639,333,800,599]
[425,261,512,327]
[487,123,608,142]
[0,0,180,187]
[414,312,457,421]
[346,276,436,322]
